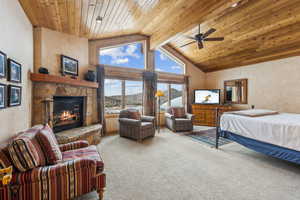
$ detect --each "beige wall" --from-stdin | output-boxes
[35,27,94,79]
[205,56,300,113]
[0,0,33,141]
[186,62,206,105]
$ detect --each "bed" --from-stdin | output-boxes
[216,109,300,164]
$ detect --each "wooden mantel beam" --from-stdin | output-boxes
[146,0,241,50]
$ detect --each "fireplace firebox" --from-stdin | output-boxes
[53,96,84,133]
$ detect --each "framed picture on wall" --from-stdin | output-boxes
[8,85,21,107]
[0,83,6,109]
[0,51,7,78]
[61,55,78,76]
[8,59,22,83]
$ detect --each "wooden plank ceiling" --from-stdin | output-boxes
[19,0,300,71]
[170,0,300,71]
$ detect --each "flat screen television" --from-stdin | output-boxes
[194,89,220,104]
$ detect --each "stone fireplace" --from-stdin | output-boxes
[53,96,84,133]
[31,80,99,131]
[30,71,102,145]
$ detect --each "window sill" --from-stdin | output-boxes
[105,113,119,118]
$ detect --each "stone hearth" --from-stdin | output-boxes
[56,124,102,145]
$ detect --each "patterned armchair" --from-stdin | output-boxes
[119,109,156,141]
[165,107,194,132]
[0,125,105,200]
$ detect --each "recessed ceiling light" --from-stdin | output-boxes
[96,16,103,23]
[231,2,238,7]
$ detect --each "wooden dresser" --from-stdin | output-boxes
[191,104,235,127]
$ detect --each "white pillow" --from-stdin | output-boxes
[228,109,279,117]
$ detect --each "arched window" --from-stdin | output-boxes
[155,49,185,74]
[99,42,145,69]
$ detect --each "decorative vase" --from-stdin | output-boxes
[85,70,96,82]
[39,67,49,74]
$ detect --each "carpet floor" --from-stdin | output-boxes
[176,126,232,147]
[79,128,300,200]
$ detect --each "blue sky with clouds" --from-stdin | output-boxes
[100,43,184,97]
[154,50,184,74]
[99,43,184,74]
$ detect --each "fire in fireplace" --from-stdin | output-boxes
[53,96,84,133]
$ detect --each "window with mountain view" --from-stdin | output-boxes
[170,84,183,107]
[157,83,169,111]
[125,81,143,111]
[158,83,184,111]
[99,42,145,69]
[104,79,122,114]
[155,50,184,74]
[104,79,143,114]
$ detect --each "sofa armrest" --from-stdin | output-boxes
[165,112,175,120]
[119,118,141,126]
[59,140,89,152]
[141,116,155,123]
[186,113,194,121]
[11,158,97,185]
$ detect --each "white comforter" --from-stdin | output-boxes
[220,113,300,151]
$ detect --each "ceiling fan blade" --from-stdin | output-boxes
[202,28,216,38]
[180,41,196,48]
[203,37,224,41]
[183,35,197,40]
[198,41,204,49]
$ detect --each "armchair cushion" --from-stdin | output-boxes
[119,118,141,126]
[8,125,46,172]
[59,140,89,152]
[141,115,155,123]
[165,113,175,120]
[175,118,191,123]
[186,113,194,121]
[129,110,141,120]
[165,112,175,120]
[62,145,104,173]
[171,107,186,118]
[11,158,98,185]
[37,124,62,164]
[141,122,153,130]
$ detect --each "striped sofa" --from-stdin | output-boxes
[0,125,106,200]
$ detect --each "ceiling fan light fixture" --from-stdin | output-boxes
[231,2,239,7]
[180,25,224,50]
[96,16,103,23]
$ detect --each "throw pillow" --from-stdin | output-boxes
[171,107,186,118]
[8,125,46,172]
[37,124,63,165]
[129,111,141,120]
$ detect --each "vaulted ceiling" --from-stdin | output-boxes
[19,0,300,72]
[170,0,300,71]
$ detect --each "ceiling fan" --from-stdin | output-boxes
[180,25,224,49]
